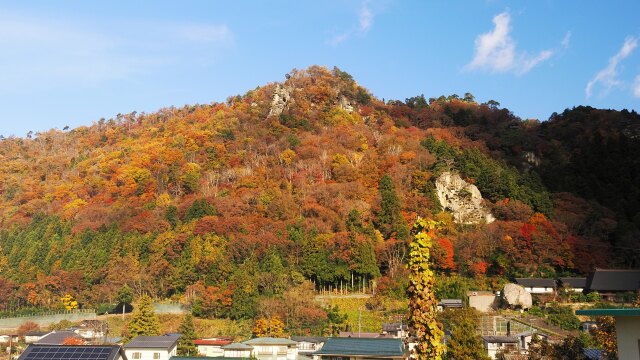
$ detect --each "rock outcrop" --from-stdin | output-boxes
[338,95,354,113]
[502,283,533,309]
[435,172,495,224]
[268,84,292,118]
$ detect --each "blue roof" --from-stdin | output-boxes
[584,348,604,360]
[314,338,404,357]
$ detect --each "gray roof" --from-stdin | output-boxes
[36,331,82,345]
[481,336,519,343]
[439,299,463,307]
[25,331,50,337]
[515,278,557,288]
[559,277,587,288]
[290,336,327,344]
[18,345,124,360]
[243,337,298,346]
[222,343,253,350]
[587,269,640,291]
[381,323,407,332]
[314,338,404,357]
[125,335,180,350]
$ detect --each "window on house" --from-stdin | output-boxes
[153,353,161,359]
[132,353,141,360]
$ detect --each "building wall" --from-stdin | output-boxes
[524,287,553,294]
[125,346,176,360]
[615,316,640,360]
[196,345,224,357]
[469,295,496,313]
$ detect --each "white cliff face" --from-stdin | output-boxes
[268,84,292,118]
[338,95,354,113]
[435,172,495,225]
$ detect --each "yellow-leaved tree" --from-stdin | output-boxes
[407,218,444,360]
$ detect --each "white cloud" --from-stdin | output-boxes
[327,0,375,46]
[585,36,638,98]
[465,12,553,74]
[561,31,571,49]
[358,1,373,32]
[0,11,233,93]
[633,75,640,98]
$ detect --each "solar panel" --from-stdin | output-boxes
[20,346,118,360]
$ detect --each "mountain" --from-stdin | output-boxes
[0,66,638,318]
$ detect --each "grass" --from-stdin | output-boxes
[318,296,408,333]
[101,314,252,340]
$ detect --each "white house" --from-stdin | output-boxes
[221,342,253,358]
[124,334,180,360]
[514,331,548,352]
[194,338,232,357]
[24,331,50,344]
[290,336,326,355]
[559,277,587,293]
[243,337,298,360]
[515,278,557,294]
[576,308,640,360]
[481,335,519,359]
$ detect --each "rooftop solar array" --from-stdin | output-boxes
[19,346,120,360]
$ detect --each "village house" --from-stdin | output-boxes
[193,338,233,357]
[123,334,180,360]
[220,343,253,358]
[290,336,326,356]
[514,278,557,294]
[586,269,640,300]
[313,337,404,360]
[243,337,299,360]
[576,308,640,359]
[381,323,408,338]
[18,345,127,360]
[24,331,50,344]
[558,277,587,293]
[467,291,497,312]
[36,331,84,345]
[481,335,519,359]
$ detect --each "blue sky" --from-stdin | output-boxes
[1,1,639,137]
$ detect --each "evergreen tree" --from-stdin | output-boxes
[378,174,409,240]
[126,295,160,341]
[184,199,216,222]
[407,218,444,359]
[177,314,197,356]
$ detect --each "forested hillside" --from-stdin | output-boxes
[0,66,638,319]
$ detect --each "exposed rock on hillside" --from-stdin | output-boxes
[268,84,292,117]
[435,172,495,224]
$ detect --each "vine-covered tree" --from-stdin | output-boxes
[407,218,444,359]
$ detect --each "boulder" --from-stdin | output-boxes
[435,172,495,224]
[503,283,532,310]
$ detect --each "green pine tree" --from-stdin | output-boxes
[177,314,198,356]
[126,295,160,341]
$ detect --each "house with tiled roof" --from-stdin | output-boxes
[514,278,557,294]
[243,337,299,360]
[36,331,84,345]
[586,268,640,299]
[290,336,326,356]
[221,343,253,358]
[124,334,180,360]
[313,337,404,360]
[194,338,233,357]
